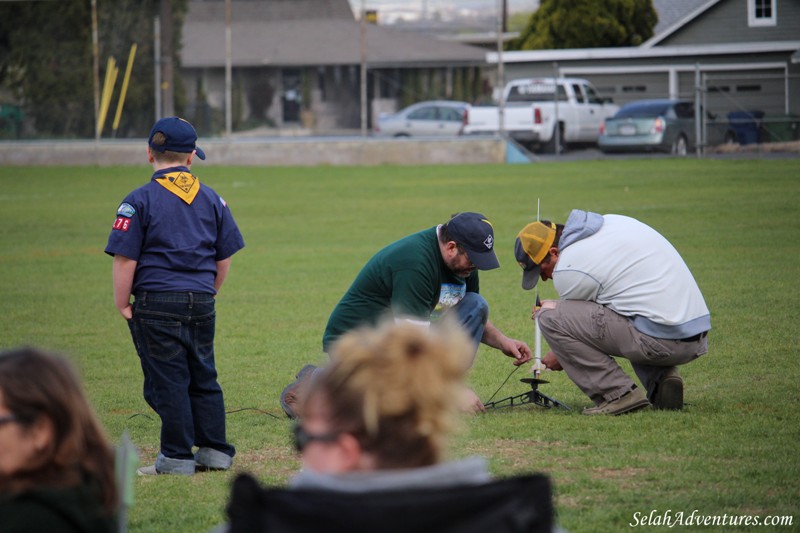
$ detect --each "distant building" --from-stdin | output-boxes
[180,0,486,134]
[180,0,799,135]
[491,0,800,119]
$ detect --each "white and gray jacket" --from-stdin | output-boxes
[554,209,711,339]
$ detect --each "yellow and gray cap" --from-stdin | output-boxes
[514,221,557,290]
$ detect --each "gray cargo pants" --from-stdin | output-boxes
[537,300,708,405]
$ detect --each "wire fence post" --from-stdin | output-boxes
[694,63,702,158]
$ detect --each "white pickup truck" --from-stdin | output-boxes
[461,78,619,152]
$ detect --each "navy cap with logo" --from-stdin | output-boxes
[446,212,499,270]
[148,117,206,160]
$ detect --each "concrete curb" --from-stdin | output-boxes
[0,137,506,166]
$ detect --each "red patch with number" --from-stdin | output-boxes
[113,216,131,232]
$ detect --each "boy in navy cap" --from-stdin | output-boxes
[280,212,532,418]
[105,117,245,475]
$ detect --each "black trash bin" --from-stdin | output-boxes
[727,110,764,145]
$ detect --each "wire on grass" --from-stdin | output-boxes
[126,407,282,422]
[226,407,281,419]
[126,413,154,421]
[483,365,521,405]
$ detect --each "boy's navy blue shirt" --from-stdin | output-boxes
[105,166,245,294]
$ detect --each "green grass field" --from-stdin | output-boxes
[1,158,798,532]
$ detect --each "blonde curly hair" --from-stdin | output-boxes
[302,319,473,469]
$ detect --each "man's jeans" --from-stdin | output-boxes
[128,291,234,473]
[450,292,489,364]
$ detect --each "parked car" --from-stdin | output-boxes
[598,99,737,155]
[374,100,468,137]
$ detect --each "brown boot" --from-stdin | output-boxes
[582,387,650,416]
[652,367,684,410]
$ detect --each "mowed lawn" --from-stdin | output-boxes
[0,158,798,532]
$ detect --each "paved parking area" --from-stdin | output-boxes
[531,143,800,162]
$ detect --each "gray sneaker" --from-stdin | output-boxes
[652,367,684,410]
[280,364,317,419]
[195,447,233,472]
[139,453,195,475]
[583,387,650,416]
[137,464,163,476]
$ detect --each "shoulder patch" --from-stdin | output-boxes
[112,216,131,232]
[117,203,136,218]
[219,196,228,207]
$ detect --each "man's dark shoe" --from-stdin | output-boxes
[280,364,317,419]
[583,387,650,416]
[652,367,684,410]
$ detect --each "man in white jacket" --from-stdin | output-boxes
[515,209,710,415]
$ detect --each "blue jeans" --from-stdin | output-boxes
[450,292,489,364]
[128,291,235,471]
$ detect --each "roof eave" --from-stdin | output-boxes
[488,41,800,64]
[641,0,722,48]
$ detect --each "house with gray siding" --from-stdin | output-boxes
[492,0,800,125]
[180,0,799,137]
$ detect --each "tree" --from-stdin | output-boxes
[507,0,658,51]
[0,0,187,139]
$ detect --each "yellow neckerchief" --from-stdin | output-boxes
[155,171,200,205]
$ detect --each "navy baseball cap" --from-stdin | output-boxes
[148,117,206,160]
[447,212,499,270]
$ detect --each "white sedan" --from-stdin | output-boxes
[374,100,468,138]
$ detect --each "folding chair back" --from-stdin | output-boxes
[226,471,554,533]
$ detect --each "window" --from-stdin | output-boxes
[673,103,695,119]
[408,107,437,120]
[318,67,327,102]
[506,83,568,103]
[571,84,585,103]
[583,85,603,104]
[736,84,762,92]
[748,0,776,26]
[438,107,464,122]
[616,103,671,119]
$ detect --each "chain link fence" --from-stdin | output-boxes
[700,71,799,147]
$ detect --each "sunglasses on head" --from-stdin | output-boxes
[292,422,341,453]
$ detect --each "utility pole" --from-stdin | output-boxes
[496,0,505,136]
[695,64,702,157]
[154,16,161,121]
[360,0,367,137]
[225,0,232,136]
[91,0,100,140]
[553,61,560,155]
[160,0,175,117]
